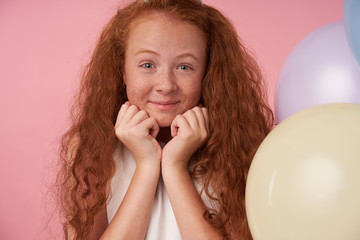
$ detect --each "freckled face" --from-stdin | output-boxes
[123,12,207,127]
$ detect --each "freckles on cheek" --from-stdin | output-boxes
[125,84,149,109]
[125,88,140,105]
[186,92,202,107]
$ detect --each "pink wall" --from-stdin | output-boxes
[0,0,342,239]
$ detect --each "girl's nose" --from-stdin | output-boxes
[155,69,177,94]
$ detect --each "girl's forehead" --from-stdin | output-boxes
[129,11,184,30]
[127,11,205,43]
[126,12,206,46]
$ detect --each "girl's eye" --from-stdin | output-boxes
[141,63,154,69]
[179,65,192,70]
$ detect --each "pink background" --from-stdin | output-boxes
[0,0,342,239]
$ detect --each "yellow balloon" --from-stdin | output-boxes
[246,103,360,240]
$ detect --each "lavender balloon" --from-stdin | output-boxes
[275,21,360,123]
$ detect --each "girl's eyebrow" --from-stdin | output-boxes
[175,53,200,63]
[134,48,160,56]
[134,48,199,62]
[135,49,200,62]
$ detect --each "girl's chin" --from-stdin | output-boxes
[155,116,175,128]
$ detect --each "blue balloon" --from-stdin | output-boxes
[344,0,360,68]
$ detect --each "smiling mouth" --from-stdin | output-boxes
[150,101,179,110]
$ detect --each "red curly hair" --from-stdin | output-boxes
[58,0,274,239]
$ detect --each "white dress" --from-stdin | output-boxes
[106,143,215,240]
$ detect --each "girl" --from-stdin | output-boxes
[59,0,274,239]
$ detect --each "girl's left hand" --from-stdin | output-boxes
[161,106,209,171]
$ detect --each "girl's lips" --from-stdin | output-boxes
[150,101,179,110]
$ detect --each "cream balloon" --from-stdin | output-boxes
[246,103,360,240]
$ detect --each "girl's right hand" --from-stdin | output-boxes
[115,102,161,168]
